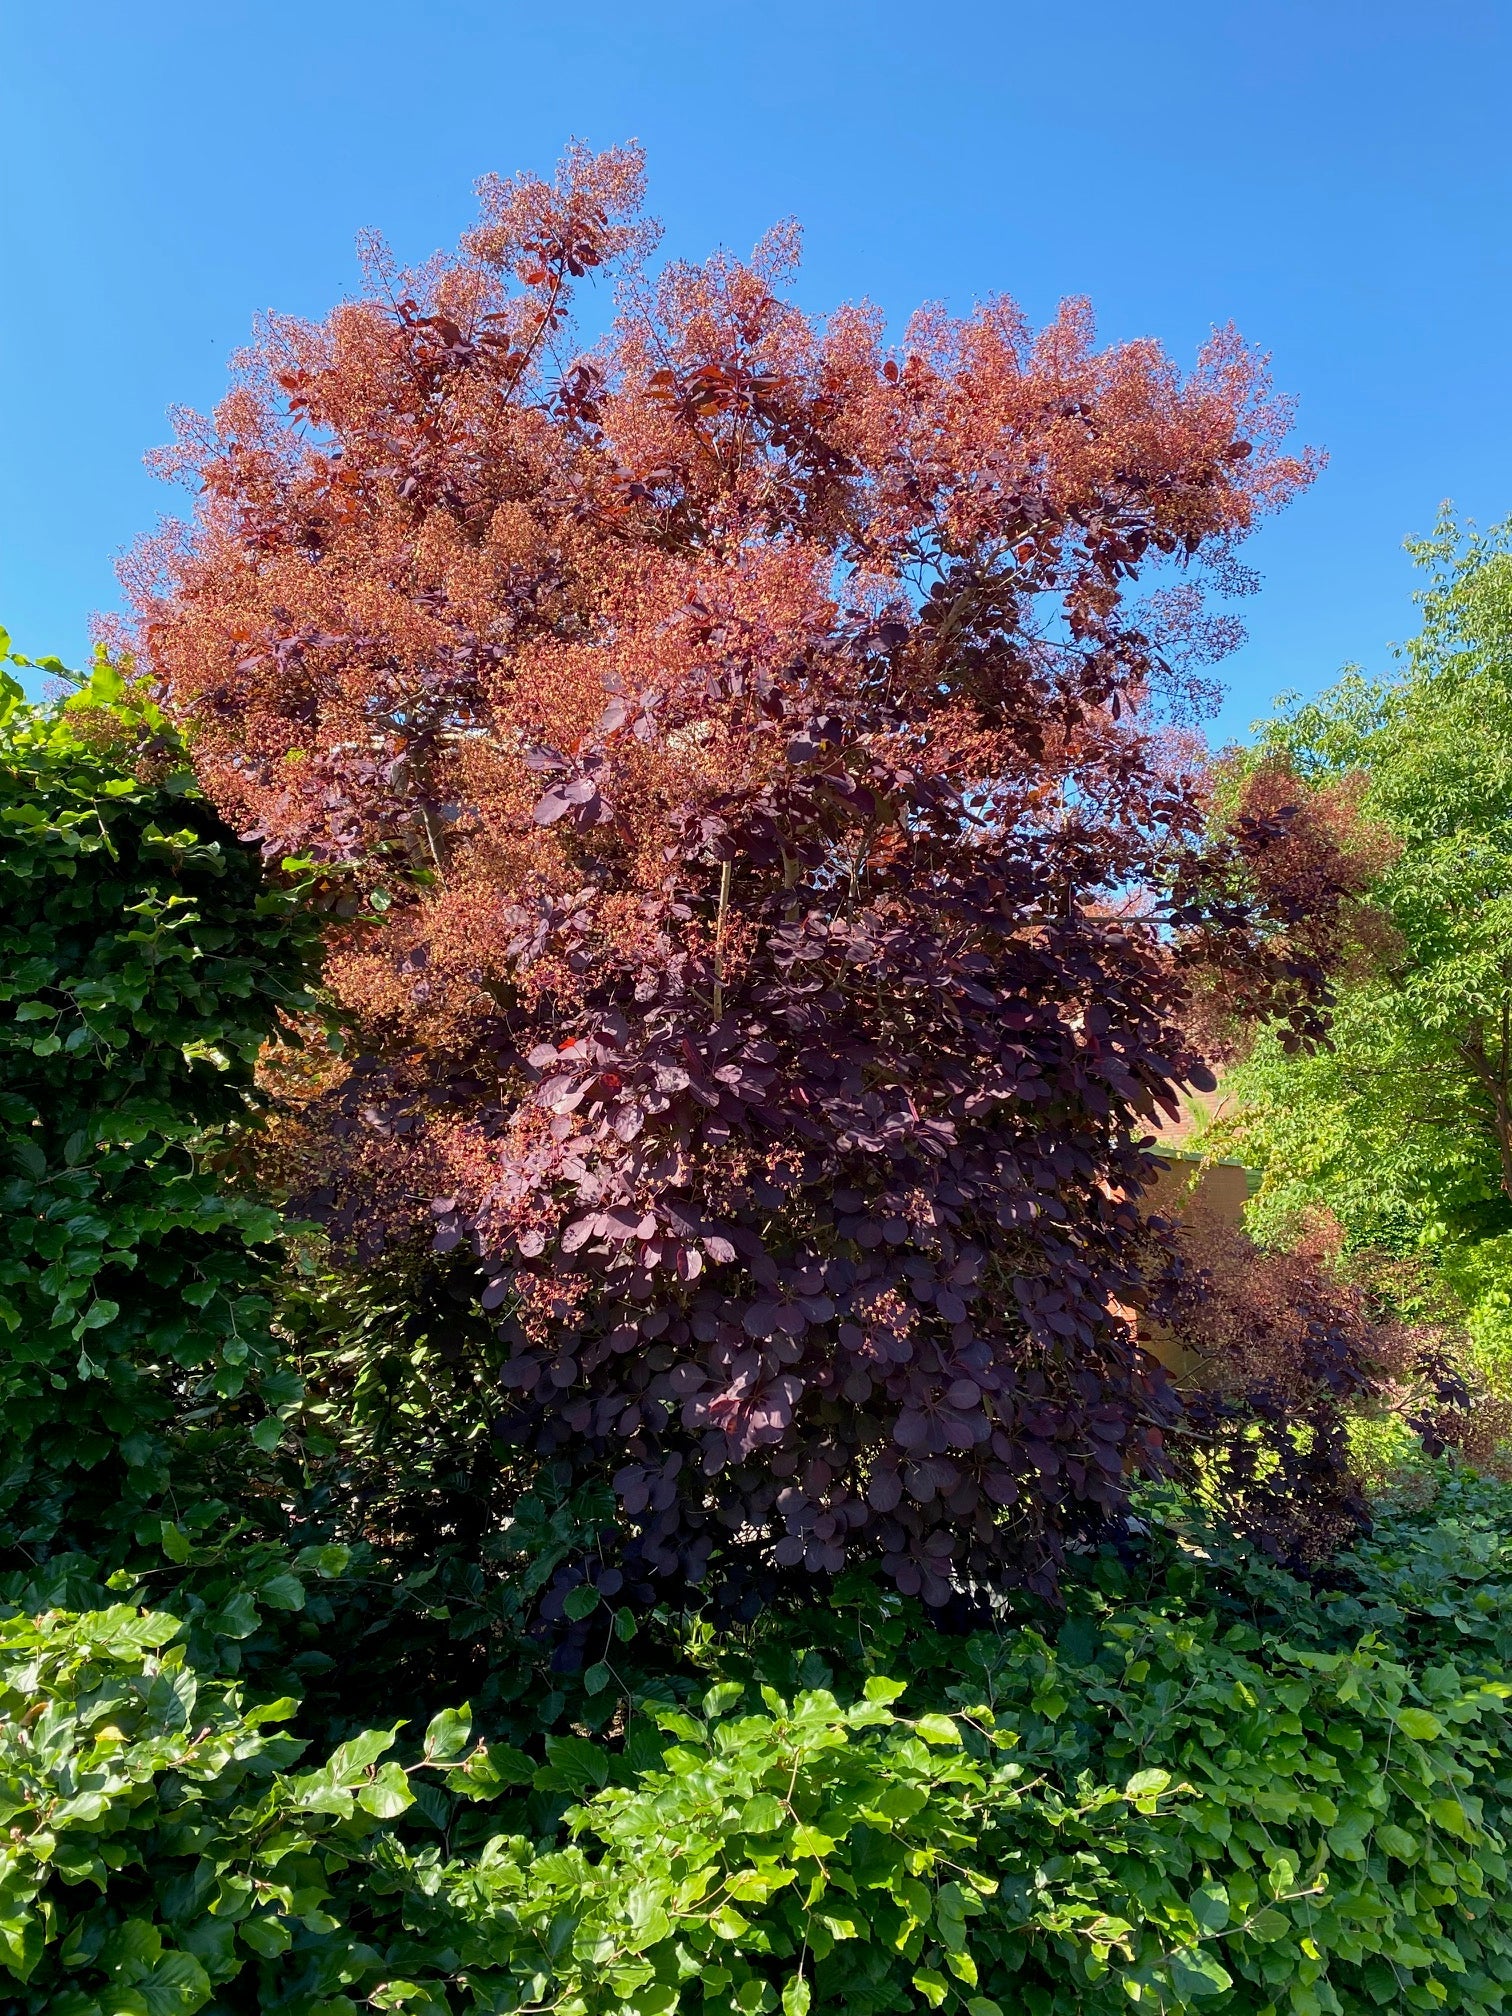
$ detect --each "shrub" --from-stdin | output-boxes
[1210,515,1512,1374]
[0,1595,517,2014]
[7,1479,1512,2014]
[124,144,1380,1610]
[0,642,318,1561]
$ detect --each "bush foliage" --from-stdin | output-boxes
[5,653,1500,2016]
[1213,516,1512,1371]
[6,1479,1512,2015]
[122,146,1385,1612]
[0,641,317,1560]
[7,149,1510,2016]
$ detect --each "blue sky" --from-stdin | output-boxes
[3,0,1509,737]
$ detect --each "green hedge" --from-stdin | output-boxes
[0,645,317,1557]
[5,1476,1512,2015]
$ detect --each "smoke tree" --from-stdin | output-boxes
[130,145,1334,1608]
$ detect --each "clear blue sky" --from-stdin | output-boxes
[3,0,1509,738]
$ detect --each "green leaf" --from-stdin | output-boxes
[563,1583,600,1620]
[258,1572,305,1612]
[626,1884,673,1951]
[212,1589,261,1639]
[1248,1907,1291,1942]
[0,1908,44,1983]
[1376,1823,1419,1863]
[460,1741,534,1791]
[863,1675,908,1705]
[245,1695,300,1726]
[936,1883,968,1924]
[423,1704,473,1762]
[239,1915,293,1958]
[912,1713,961,1747]
[1326,1812,1372,1861]
[869,1782,929,1822]
[740,1794,786,1834]
[534,1734,610,1795]
[1428,1796,1474,1839]
[358,1762,415,1818]
[1395,1707,1443,1740]
[1124,1768,1172,1803]
[1168,1947,1234,1998]
[369,1986,450,2014]
[328,1726,400,1781]
[782,1974,811,2016]
[296,1542,351,1579]
[911,1969,949,2008]
[159,1520,193,1564]
[121,1949,213,2016]
[1189,1880,1229,1933]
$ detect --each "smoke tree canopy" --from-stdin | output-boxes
[129,145,1333,1607]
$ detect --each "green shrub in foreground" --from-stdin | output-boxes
[6,1478,1512,2014]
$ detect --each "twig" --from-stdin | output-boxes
[713,858,733,1020]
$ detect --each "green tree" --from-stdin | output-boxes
[1216,515,1512,1357]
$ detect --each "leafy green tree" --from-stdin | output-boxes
[0,636,319,1562]
[1216,516,1512,1358]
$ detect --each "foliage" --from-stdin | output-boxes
[0,1593,519,2015]
[1153,1207,1383,1561]
[124,143,1367,1609]
[0,637,319,1560]
[12,148,1499,2016]
[1215,516,1512,1367]
[7,1481,1512,2013]
[1145,1187,1495,1561]
[0,652,664,1752]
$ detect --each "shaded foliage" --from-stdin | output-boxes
[1152,1206,1477,1563]
[1180,752,1398,1065]
[0,644,318,1563]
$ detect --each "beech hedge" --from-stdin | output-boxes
[4,1476,1512,2016]
[0,643,318,1559]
